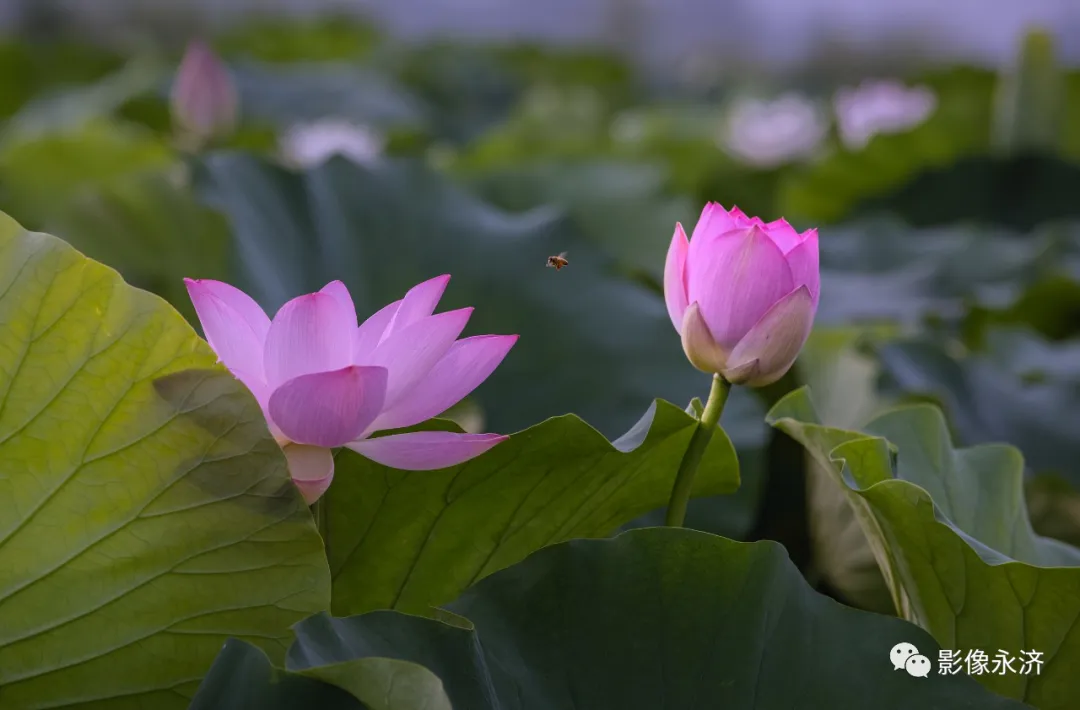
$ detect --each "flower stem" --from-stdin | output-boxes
[665,374,731,527]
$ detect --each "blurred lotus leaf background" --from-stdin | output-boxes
[2,0,1080,707]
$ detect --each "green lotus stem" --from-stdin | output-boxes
[993,29,1063,156]
[665,374,731,527]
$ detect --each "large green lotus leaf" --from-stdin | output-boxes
[778,67,996,225]
[866,323,1080,550]
[41,168,230,326]
[0,213,329,708]
[325,398,740,616]
[0,119,173,228]
[189,640,363,710]
[189,639,450,710]
[768,387,1080,707]
[794,325,901,613]
[192,153,705,438]
[285,529,1027,709]
[813,219,1063,327]
[875,328,1080,490]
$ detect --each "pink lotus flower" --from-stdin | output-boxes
[664,203,819,386]
[170,40,239,144]
[185,275,516,503]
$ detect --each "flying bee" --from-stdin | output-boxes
[546,252,569,270]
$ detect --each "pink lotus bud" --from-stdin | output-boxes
[170,40,238,145]
[184,276,517,503]
[664,203,819,387]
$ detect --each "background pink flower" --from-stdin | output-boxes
[185,275,516,503]
[170,39,238,144]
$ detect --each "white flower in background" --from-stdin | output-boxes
[720,93,828,168]
[610,112,648,144]
[279,119,385,168]
[833,79,937,150]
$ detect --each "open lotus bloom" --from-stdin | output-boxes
[664,203,819,387]
[185,276,517,503]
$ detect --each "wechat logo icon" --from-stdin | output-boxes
[890,642,931,677]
